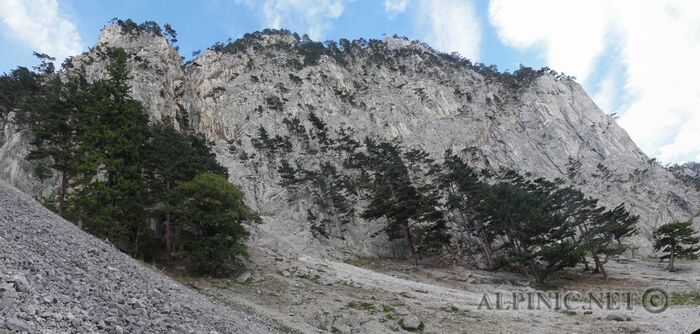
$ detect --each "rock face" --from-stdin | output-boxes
[0,180,276,333]
[1,24,699,260]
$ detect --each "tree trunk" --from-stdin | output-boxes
[591,252,607,279]
[164,183,173,261]
[57,172,68,217]
[582,256,590,272]
[669,244,676,272]
[132,226,140,259]
[165,212,173,261]
[403,222,418,266]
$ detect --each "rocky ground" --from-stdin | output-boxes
[183,250,700,334]
[0,180,281,334]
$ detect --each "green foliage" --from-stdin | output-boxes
[308,111,332,147]
[440,150,493,266]
[9,46,248,274]
[360,139,449,264]
[265,95,284,112]
[143,123,227,198]
[478,180,583,283]
[654,220,700,271]
[0,66,42,118]
[298,36,326,66]
[67,48,151,256]
[166,173,252,276]
[277,159,300,187]
[251,125,292,156]
[163,23,177,47]
[110,18,163,37]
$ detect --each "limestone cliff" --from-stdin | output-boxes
[1,24,698,259]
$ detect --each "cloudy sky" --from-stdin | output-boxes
[1,0,698,164]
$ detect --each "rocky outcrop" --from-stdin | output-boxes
[1,24,698,259]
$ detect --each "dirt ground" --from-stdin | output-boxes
[179,252,700,334]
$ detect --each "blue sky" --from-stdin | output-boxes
[1,0,699,164]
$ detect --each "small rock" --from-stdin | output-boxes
[235,271,252,284]
[394,307,410,315]
[5,318,31,332]
[400,314,422,330]
[319,276,339,286]
[331,324,352,333]
[115,325,124,334]
[104,316,117,324]
[8,274,30,293]
[150,290,163,299]
[281,270,291,277]
[0,283,14,292]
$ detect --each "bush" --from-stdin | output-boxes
[166,173,252,276]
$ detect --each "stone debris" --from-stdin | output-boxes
[0,180,276,333]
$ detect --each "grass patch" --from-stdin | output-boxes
[670,291,700,305]
[559,310,577,316]
[347,301,376,312]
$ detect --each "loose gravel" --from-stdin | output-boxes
[0,180,278,333]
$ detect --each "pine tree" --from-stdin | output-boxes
[481,179,583,283]
[17,59,93,216]
[142,123,227,259]
[361,139,449,264]
[70,47,151,257]
[653,220,700,272]
[440,150,493,267]
[166,172,252,276]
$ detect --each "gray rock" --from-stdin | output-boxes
[400,314,422,330]
[4,318,31,332]
[8,274,30,293]
[235,271,252,284]
[331,324,352,333]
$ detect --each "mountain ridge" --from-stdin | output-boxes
[1,21,698,260]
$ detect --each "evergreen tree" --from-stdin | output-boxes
[16,59,94,216]
[653,220,700,271]
[361,139,449,264]
[308,111,332,147]
[142,123,228,258]
[440,150,493,267]
[166,172,252,276]
[0,66,41,118]
[69,48,151,257]
[481,180,583,283]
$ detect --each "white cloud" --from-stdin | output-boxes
[488,0,700,163]
[0,0,83,65]
[416,0,481,60]
[488,0,611,82]
[385,0,409,15]
[239,0,350,40]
